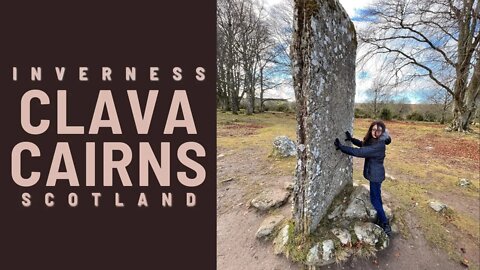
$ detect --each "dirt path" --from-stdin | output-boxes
[217,146,468,270]
[217,146,300,270]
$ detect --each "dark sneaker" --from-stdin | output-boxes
[382,223,392,237]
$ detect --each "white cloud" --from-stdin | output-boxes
[338,0,374,18]
[262,0,376,102]
[263,83,295,101]
[260,0,430,104]
[262,0,283,7]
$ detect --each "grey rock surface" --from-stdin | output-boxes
[251,189,290,211]
[384,205,394,221]
[273,224,290,255]
[322,240,335,262]
[354,222,389,250]
[429,200,447,212]
[272,136,297,157]
[255,215,285,239]
[458,178,471,187]
[306,243,321,265]
[344,186,376,220]
[305,240,336,266]
[284,181,294,191]
[328,204,345,220]
[331,228,351,245]
[342,185,394,222]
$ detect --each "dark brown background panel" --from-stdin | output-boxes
[0,1,216,269]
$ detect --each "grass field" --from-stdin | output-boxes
[217,110,480,269]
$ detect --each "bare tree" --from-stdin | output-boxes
[217,30,231,111]
[366,75,393,117]
[217,0,279,115]
[427,88,453,123]
[257,47,284,112]
[395,97,412,118]
[236,0,262,115]
[267,0,294,77]
[217,0,244,114]
[359,0,480,131]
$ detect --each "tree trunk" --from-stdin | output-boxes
[246,91,254,115]
[259,67,265,112]
[230,91,239,115]
[451,93,479,131]
[441,93,448,124]
[227,65,239,114]
[451,53,480,131]
[244,70,254,115]
[451,64,470,131]
[250,88,255,114]
[449,1,479,131]
[222,93,231,112]
[451,98,469,131]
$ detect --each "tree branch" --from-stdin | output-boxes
[368,42,455,96]
[398,21,456,67]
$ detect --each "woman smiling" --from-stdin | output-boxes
[334,120,392,236]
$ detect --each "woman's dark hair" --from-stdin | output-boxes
[363,120,386,144]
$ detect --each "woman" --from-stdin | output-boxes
[333,120,392,236]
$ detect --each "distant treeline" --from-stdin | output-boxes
[354,103,454,123]
[226,99,480,125]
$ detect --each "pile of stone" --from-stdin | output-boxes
[255,185,394,267]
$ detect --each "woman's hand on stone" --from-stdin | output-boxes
[334,138,341,150]
[345,131,352,141]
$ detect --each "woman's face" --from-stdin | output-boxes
[371,124,383,139]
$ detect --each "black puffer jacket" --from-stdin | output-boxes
[338,130,391,183]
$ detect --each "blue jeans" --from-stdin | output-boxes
[370,181,388,224]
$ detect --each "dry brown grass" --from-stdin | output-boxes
[217,111,480,268]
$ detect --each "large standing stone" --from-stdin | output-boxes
[292,0,357,234]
